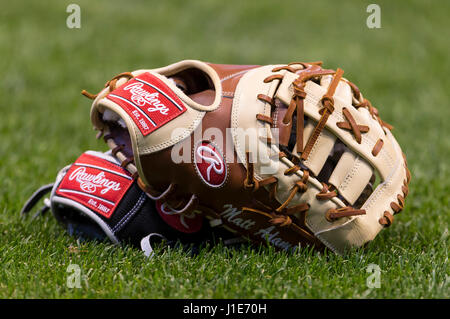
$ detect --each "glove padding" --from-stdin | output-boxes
[21,150,234,256]
[85,60,411,255]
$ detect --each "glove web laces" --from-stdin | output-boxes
[242,62,396,243]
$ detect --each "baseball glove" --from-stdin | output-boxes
[83,60,411,254]
[21,150,233,256]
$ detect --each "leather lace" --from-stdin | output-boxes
[82,72,134,100]
[250,62,410,230]
[245,62,397,238]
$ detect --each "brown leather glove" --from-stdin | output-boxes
[83,60,411,255]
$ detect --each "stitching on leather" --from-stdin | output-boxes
[361,162,400,211]
[220,70,252,82]
[112,192,147,233]
[273,107,279,128]
[222,91,235,97]
[339,156,362,192]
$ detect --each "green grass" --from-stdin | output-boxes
[0,0,449,298]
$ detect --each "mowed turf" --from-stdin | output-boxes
[0,0,448,298]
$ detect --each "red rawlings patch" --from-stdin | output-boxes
[56,153,134,218]
[106,72,186,136]
[155,200,203,234]
[194,141,227,188]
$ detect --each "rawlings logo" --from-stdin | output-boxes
[68,167,121,195]
[107,72,186,136]
[123,82,170,115]
[194,142,227,187]
[196,145,224,181]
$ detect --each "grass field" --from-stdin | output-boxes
[0,0,449,299]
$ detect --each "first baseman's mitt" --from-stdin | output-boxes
[83,60,411,254]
